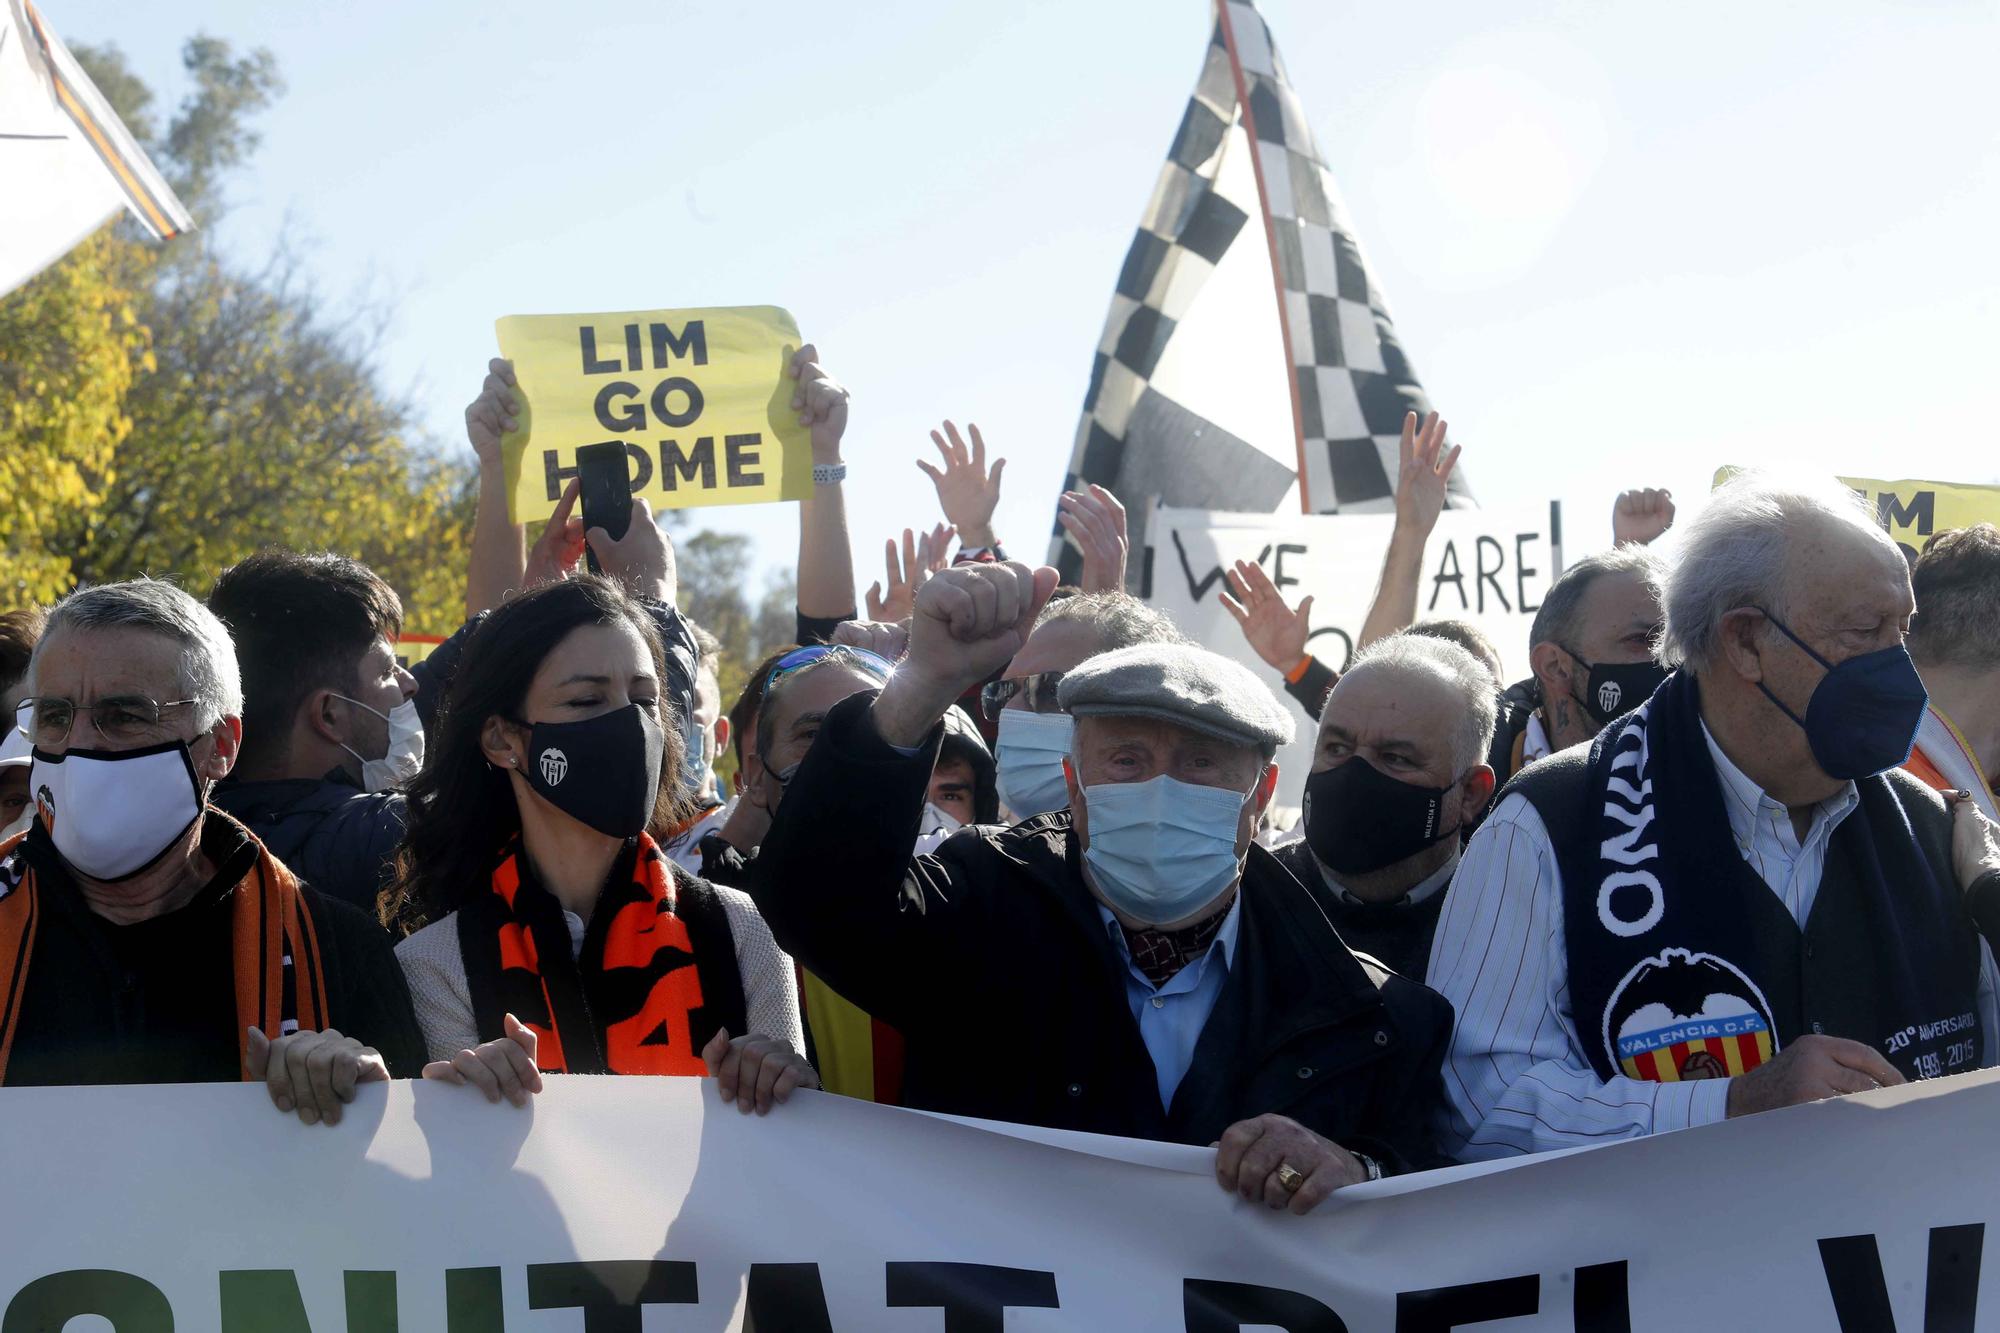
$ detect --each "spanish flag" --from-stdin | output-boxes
[799,969,905,1106]
[0,0,193,299]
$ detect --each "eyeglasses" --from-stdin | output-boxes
[764,644,895,687]
[981,671,1066,717]
[15,696,203,747]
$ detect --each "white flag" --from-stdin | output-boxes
[0,0,191,299]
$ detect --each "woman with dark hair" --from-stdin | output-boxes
[385,577,812,1111]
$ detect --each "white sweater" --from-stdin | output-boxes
[395,883,804,1065]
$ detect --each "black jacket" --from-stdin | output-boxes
[1488,677,1542,789]
[212,771,405,914]
[1268,839,1446,982]
[6,814,426,1086]
[751,693,1454,1171]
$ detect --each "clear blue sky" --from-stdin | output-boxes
[60,0,2000,609]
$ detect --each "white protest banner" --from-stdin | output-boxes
[0,1069,1994,1329]
[1146,504,1561,812]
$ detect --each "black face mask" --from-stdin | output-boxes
[1563,648,1670,728]
[513,703,664,839]
[1301,755,1459,877]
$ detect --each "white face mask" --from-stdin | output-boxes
[334,694,425,791]
[912,801,964,857]
[31,741,205,881]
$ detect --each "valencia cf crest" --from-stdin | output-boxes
[1602,948,1777,1082]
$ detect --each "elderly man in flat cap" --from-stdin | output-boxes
[752,562,1451,1212]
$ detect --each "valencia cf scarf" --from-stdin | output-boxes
[0,814,327,1084]
[456,834,744,1076]
[1557,669,1981,1086]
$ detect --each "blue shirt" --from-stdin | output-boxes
[1099,899,1242,1111]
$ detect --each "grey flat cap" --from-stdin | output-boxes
[1058,643,1296,750]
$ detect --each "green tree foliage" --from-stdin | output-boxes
[0,230,153,603]
[0,37,471,630]
[674,528,798,784]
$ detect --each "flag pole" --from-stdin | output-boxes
[1212,0,1314,514]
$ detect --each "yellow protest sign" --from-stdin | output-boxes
[1714,469,2000,561]
[496,305,812,523]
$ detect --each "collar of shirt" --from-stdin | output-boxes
[1523,711,1552,764]
[1334,856,1455,908]
[1098,894,1242,995]
[1700,720,1859,862]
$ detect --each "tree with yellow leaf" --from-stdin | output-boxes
[0,36,473,634]
[0,229,152,604]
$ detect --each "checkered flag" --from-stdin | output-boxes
[1050,0,1472,583]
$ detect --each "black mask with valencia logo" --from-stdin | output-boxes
[1564,649,1670,729]
[513,703,663,839]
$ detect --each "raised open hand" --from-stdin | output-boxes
[866,523,955,622]
[1393,411,1461,539]
[1057,484,1129,593]
[1219,559,1314,673]
[916,421,1004,549]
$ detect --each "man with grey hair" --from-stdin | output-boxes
[1431,474,1998,1162]
[1274,633,1498,979]
[1,578,423,1124]
[986,589,1186,820]
[1486,545,1669,789]
[752,562,1451,1212]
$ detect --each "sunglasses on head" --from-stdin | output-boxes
[980,670,1066,717]
[765,644,895,687]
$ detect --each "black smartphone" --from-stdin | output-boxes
[575,441,633,576]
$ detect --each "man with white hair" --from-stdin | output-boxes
[752,562,1451,1211]
[1430,474,1998,1160]
[0,579,423,1124]
[1274,633,1498,979]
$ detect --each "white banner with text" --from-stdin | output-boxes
[0,1068,1994,1330]
[1146,504,1562,813]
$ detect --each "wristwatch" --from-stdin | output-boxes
[1352,1151,1383,1182]
[812,461,847,486]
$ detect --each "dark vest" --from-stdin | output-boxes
[1513,748,1985,1084]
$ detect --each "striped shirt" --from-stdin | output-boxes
[1428,724,2000,1161]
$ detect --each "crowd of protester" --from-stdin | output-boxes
[6,342,2000,1218]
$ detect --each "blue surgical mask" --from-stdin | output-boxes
[1079,774,1252,926]
[1756,609,1928,780]
[995,709,1075,820]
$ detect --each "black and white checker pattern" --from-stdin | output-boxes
[1050,0,1471,583]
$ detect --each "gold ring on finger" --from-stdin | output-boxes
[1275,1163,1306,1194]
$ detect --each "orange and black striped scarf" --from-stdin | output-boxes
[0,818,327,1084]
[456,834,744,1076]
